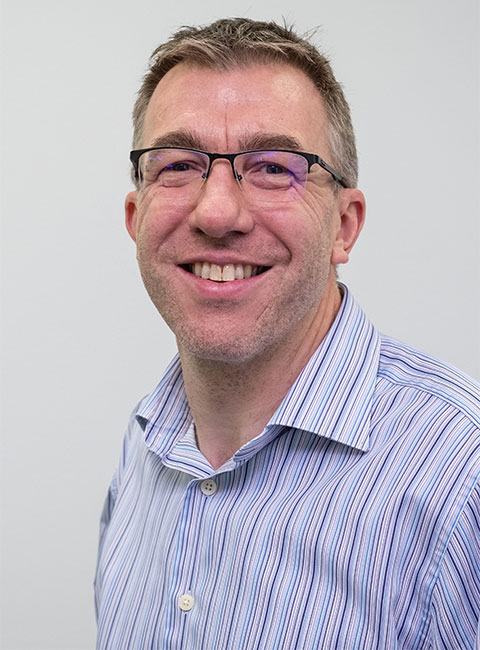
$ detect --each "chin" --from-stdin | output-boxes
[177,333,265,365]
[173,321,282,366]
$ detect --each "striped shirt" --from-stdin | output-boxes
[95,286,480,649]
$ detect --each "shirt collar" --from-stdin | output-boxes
[135,285,380,456]
[135,356,192,456]
[268,285,380,451]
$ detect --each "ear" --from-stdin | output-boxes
[331,189,366,265]
[125,191,139,242]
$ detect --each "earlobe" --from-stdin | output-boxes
[331,189,366,265]
[125,191,139,242]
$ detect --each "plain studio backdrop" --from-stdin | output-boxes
[0,0,478,648]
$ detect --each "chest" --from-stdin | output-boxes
[96,428,463,649]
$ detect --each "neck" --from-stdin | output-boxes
[179,283,342,470]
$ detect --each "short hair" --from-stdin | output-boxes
[132,18,358,188]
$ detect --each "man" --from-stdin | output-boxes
[95,18,480,649]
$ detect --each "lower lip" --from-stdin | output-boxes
[177,266,270,299]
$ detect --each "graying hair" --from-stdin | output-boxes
[132,18,358,188]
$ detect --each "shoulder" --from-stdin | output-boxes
[370,335,480,549]
[376,334,480,429]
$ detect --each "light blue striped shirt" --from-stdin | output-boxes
[95,287,480,649]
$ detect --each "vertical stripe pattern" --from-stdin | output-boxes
[95,286,480,649]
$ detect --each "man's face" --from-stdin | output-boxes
[126,63,364,363]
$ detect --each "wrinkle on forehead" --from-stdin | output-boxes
[223,101,231,152]
[142,63,329,154]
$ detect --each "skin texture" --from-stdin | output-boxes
[125,63,365,467]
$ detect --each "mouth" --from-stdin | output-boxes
[181,262,270,282]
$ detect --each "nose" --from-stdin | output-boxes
[188,160,254,238]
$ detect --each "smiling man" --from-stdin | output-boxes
[95,19,480,650]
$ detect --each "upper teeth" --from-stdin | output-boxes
[192,262,259,282]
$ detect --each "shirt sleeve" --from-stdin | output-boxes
[429,479,480,650]
[94,480,117,621]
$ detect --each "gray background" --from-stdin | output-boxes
[1,0,478,648]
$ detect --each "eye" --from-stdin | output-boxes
[264,163,289,175]
[245,160,293,178]
[240,153,301,181]
[164,161,193,173]
[139,149,209,188]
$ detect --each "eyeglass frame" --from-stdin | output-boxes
[129,146,349,189]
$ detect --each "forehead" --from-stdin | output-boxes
[142,62,329,153]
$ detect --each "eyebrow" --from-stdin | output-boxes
[150,130,205,150]
[148,130,304,153]
[238,132,302,152]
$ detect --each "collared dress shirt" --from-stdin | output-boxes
[95,287,480,649]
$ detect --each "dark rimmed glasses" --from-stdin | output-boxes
[130,147,348,203]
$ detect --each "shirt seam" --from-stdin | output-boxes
[377,369,480,430]
[426,476,480,647]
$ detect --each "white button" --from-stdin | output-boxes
[200,479,217,495]
[178,593,194,611]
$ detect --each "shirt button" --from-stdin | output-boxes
[178,594,194,611]
[200,479,217,495]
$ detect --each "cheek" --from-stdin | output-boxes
[135,189,190,246]
[263,192,335,255]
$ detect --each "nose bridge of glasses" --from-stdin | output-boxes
[206,153,242,181]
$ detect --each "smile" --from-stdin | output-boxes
[184,262,270,282]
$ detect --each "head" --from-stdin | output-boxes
[125,20,365,365]
[132,18,358,189]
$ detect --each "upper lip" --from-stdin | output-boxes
[178,254,272,267]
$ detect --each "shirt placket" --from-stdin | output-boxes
[155,435,224,647]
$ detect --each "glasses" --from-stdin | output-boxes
[130,147,348,203]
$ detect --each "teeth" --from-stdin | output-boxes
[222,264,235,281]
[191,262,264,282]
[200,262,211,279]
[210,264,222,281]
